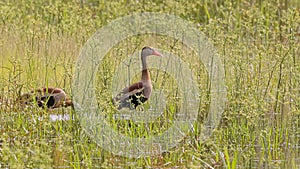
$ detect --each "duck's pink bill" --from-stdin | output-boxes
[153,50,162,57]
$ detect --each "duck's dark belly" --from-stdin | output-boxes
[37,95,55,108]
[117,91,148,109]
[128,91,148,108]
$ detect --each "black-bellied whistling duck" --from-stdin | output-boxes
[18,87,73,109]
[113,46,162,109]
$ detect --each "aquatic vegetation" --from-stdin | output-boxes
[0,0,299,168]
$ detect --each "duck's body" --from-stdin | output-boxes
[18,87,73,108]
[113,47,162,109]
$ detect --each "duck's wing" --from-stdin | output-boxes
[114,81,143,101]
[125,81,144,93]
[41,87,65,94]
[113,81,146,109]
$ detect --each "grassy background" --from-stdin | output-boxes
[1,0,299,168]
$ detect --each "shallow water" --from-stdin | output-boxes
[49,114,71,121]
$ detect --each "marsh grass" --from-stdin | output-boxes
[1,0,300,168]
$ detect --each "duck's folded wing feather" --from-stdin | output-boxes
[124,81,143,93]
[41,87,64,94]
[114,81,143,101]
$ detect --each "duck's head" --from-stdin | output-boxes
[141,46,162,58]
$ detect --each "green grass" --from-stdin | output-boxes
[1,0,300,168]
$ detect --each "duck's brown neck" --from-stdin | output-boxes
[141,55,150,81]
[141,69,150,81]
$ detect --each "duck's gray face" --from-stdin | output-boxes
[141,47,162,57]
